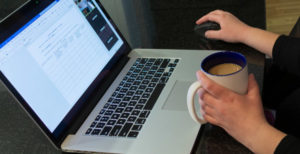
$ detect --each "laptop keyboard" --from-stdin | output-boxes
[85,58,179,138]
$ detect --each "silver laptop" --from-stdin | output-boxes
[0,0,212,153]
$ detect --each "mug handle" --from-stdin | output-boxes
[187,81,207,124]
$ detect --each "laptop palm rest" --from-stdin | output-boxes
[162,80,194,111]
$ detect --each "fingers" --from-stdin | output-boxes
[196,71,230,99]
[198,88,217,109]
[205,30,221,39]
[196,10,224,24]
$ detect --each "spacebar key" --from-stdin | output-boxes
[144,83,165,110]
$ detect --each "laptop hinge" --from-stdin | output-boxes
[66,56,130,135]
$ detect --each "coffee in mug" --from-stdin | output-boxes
[187,51,248,124]
[208,63,242,75]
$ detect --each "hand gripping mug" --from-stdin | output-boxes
[187,51,248,124]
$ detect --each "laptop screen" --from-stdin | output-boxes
[0,0,130,145]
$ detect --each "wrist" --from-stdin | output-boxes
[238,25,255,45]
[242,122,286,154]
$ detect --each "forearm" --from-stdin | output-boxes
[241,27,280,58]
[239,123,286,154]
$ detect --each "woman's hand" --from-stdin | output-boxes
[196,10,279,57]
[196,10,250,43]
[197,71,267,140]
[196,71,286,153]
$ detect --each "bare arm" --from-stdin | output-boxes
[196,10,279,57]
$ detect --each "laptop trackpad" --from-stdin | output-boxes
[162,80,194,111]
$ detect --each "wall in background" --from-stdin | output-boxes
[100,0,155,48]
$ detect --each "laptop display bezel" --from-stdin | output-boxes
[0,0,131,148]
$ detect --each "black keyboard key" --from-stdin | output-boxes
[133,81,141,85]
[115,87,121,92]
[154,73,162,78]
[139,72,147,75]
[136,76,144,80]
[144,83,165,110]
[107,120,117,126]
[112,92,118,97]
[105,110,113,116]
[145,88,153,93]
[154,59,162,66]
[111,114,120,119]
[91,129,101,135]
[117,119,126,125]
[125,107,133,112]
[135,90,143,95]
[130,73,138,78]
[123,96,131,102]
[160,59,170,68]
[96,122,105,128]
[150,66,158,70]
[112,99,121,104]
[145,62,152,66]
[118,123,133,137]
[138,99,147,104]
[138,85,146,90]
[135,105,143,110]
[119,102,128,108]
[142,93,150,98]
[129,86,138,90]
[160,77,168,84]
[120,88,129,93]
[128,116,137,122]
[158,68,164,73]
[99,109,106,115]
[145,75,153,80]
[85,128,92,135]
[128,131,139,138]
[142,80,150,85]
[128,101,137,106]
[140,58,147,64]
[121,113,130,118]
[148,71,155,75]
[117,93,125,98]
[108,97,113,102]
[149,83,156,87]
[100,116,109,122]
[90,122,97,127]
[132,95,140,100]
[127,78,134,83]
[95,115,101,121]
[131,110,140,116]
[132,125,142,131]
[137,64,143,68]
[103,103,110,109]
[101,126,112,136]
[168,63,177,67]
[109,125,122,136]
[116,108,124,113]
[126,91,134,96]
[136,118,146,124]
[140,110,150,118]
[108,105,117,110]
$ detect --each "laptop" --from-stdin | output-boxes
[0,0,212,153]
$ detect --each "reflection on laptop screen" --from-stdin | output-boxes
[0,0,123,132]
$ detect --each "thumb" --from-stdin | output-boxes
[247,74,260,97]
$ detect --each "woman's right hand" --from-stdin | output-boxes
[196,10,251,43]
